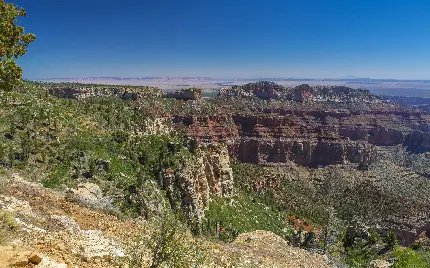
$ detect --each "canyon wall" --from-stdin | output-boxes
[173,83,430,168]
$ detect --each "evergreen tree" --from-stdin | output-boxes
[0,0,36,91]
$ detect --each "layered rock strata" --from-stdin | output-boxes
[174,83,430,167]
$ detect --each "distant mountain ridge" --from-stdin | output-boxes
[341,75,370,80]
[36,76,215,81]
[30,76,430,83]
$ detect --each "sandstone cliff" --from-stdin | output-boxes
[163,144,234,222]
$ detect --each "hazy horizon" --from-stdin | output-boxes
[25,75,430,82]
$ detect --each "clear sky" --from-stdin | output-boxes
[14,0,430,79]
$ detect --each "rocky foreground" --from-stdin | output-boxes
[0,173,332,267]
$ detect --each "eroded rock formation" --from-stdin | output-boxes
[174,82,430,167]
[165,88,203,101]
[163,144,233,222]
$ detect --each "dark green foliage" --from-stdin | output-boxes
[0,0,36,91]
[384,232,399,250]
[368,229,382,245]
[345,240,379,268]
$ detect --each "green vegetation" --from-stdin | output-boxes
[128,212,207,267]
[232,162,329,226]
[0,0,36,91]
[0,83,195,219]
[392,247,430,268]
[343,229,382,268]
[344,240,379,268]
[0,210,19,244]
[204,192,292,242]
[0,210,18,230]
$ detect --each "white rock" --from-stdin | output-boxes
[0,195,32,215]
[38,257,68,268]
[51,215,81,234]
[78,229,125,258]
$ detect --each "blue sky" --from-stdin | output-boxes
[15,0,430,79]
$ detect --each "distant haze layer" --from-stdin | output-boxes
[35,77,430,97]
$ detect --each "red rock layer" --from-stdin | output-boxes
[173,109,430,167]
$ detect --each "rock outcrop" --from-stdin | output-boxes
[211,230,332,267]
[165,88,203,101]
[48,85,163,100]
[66,183,117,214]
[218,82,380,103]
[219,81,287,99]
[163,144,233,222]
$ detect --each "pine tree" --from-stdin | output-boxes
[0,0,36,91]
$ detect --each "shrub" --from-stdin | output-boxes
[127,212,207,267]
[392,247,430,268]
[345,240,378,268]
[0,209,19,244]
[384,232,399,250]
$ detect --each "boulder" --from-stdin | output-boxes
[38,257,68,268]
[67,183,102,206]
[10,251,44,266]
[66,182,117,214]
[369,259,391,268]
[28,252,43,264]
[128,179,169,219]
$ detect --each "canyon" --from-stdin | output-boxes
[172,82,430,169]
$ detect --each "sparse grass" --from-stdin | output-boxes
[204,191,293,242]
[0,210,19,244]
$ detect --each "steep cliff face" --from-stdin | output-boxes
[173,82,430,168]
[163,145,234,222]
[165,88,203,101]
[232,138,375,167]
[404,131,430,153]
[173,111,429,168]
